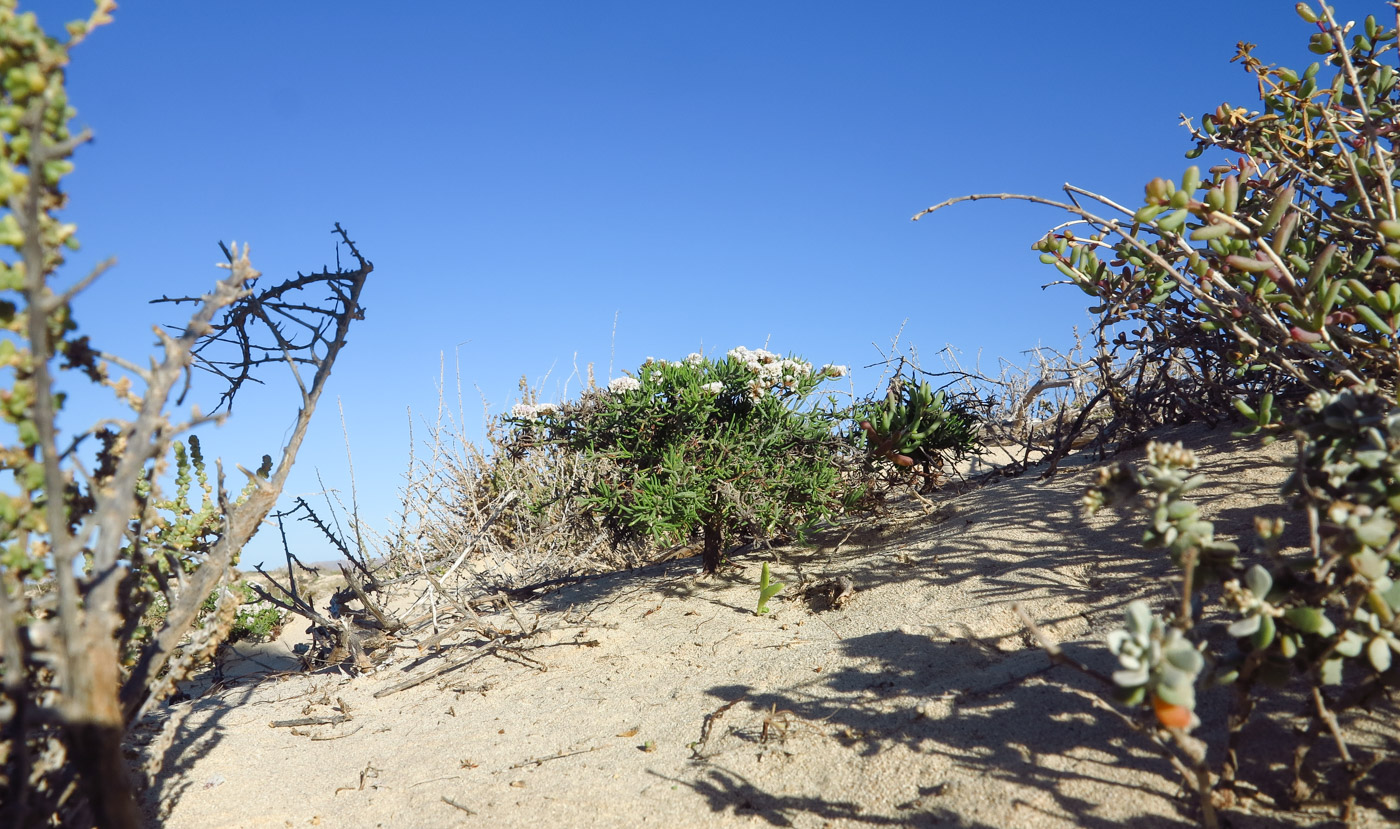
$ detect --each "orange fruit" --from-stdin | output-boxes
[1152,694,1192,729]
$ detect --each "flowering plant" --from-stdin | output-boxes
[508,348,852,572]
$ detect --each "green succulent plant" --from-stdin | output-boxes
[1107,599,1205,726]
[755,561,784,616]
[856,375,980,486]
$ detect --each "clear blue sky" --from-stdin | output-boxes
[40,1,1330,568]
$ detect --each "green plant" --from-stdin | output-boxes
[0,4,371,825]
[916,4,1400,434]
[857,372,981,489]
[228,583,285,642]
[922,4,1400,823]
[508,347,854,572]
[1105,599,1205,730]
[1081,406,1400,820]
[755,561,783,615]
[121,436,273,658]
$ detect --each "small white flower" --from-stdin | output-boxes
[821,364,849,378]
[780,359,811,376]
[509,402,558,420]
[685,353,704,365]
[728,346,779,366]
[651,371,664,383]
[701,381,723,394]
[608,376,641,394]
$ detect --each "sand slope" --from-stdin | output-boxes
[140,423,1399,828]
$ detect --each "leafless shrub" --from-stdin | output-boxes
[375,364,661,595]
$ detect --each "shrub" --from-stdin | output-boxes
[0,5,371,826]
[374,367,661,593]
[917,5,1400,436]
[508,348,855,572]
[923,4,1400,823]
[226,581,286,642]
[856,372,981,491]
[1085,398,1399,820]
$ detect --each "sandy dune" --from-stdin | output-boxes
[137,423,1399,828]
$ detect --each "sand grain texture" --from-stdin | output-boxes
[142,424,1400,828]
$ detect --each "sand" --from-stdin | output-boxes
[136,422,1399,828]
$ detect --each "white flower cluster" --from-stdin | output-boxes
[510,402,559,420]
[701,381,724,394]
[608,376,642,394]
[726,346,814,399]
[684,353,704,366]
[820,364,849,378]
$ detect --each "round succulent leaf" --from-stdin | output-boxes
[1167,500,1199,521]
[1112,666,1150,688]
[1205,539,1241,556]
[1125,600,1153,635]
[1367,635,1393,673]
[1353,514,1396,549]
[1245,563,1273,598]
[1157,664,1194,694]
[1163,642,1204,675]
[1251,614,1277,650]
[1350,549,1390,581]
[1153,680,1195,709]
[1336,629,1366,658]
[1321,657,1345,686]
[1228,614,1262,639]
[1283,605,1335,636]
[1186,519,1216,541]
[1106,628,1133,655]
[1356,451,1389,471]
[1116,684,1146,706]
[1178,474,1208,494]
[1382,580,1400,612]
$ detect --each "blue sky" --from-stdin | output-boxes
[39,1,1330,567]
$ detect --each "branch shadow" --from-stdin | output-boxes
[133,679,263,824]
[650,766,1001,828]
[698,629,1201,827]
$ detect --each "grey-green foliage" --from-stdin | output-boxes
[917,1,1400,818]
[1085,441,1240,573]
[1278,384,1400,680]
[0,5,370,826]
[227,581,285,642]
[1106,599,1204,715]
[1086,384,1400,804]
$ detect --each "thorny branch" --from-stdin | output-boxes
[152,225,371,414]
